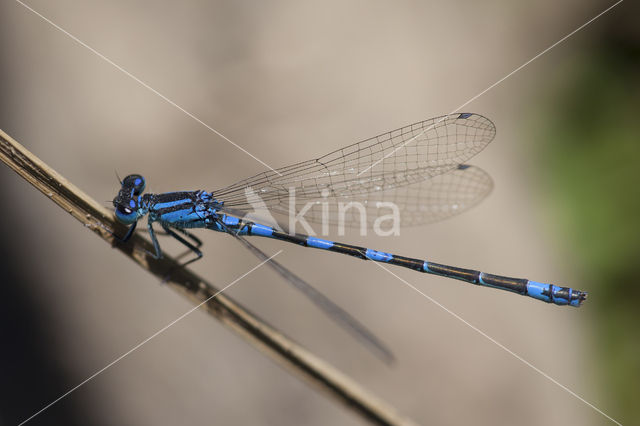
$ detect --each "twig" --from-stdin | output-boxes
[0,128,418,426]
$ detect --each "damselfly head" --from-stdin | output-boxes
[122,174,146,195]
[112,197,139,225]
[112,174,146,225]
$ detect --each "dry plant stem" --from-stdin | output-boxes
[0,129,418,426]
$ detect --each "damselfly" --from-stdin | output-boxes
[113,113,587,362]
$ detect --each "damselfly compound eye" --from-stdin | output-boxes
[114,204,138,225]
[122,174,146,195]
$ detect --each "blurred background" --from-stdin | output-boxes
[0,1,637,425]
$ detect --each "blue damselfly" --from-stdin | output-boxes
[113,113,587,362]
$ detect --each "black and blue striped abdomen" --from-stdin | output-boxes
[240,220,586,307]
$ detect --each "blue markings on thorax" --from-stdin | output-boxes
[154,197,193,211]
[159,208,203,224]
[150,191,219,227]
[307,237,334,250]
[198,191,214,202]
[365,249,393,262]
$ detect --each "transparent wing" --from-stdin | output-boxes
[213,113,496,211]
[224,226,395,364]
[270,164,493,229]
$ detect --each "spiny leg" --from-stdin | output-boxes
[108,220,137,244]
[154,228,203,248]
[152,228,203,260]
[169,228,203,261]
[147,217,163,259]
[121,221,138,242]
[160,223,203,268]
[177,228,203,247]
[156,223,204,283]
[119,218,164,262]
